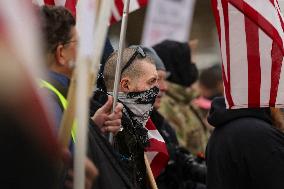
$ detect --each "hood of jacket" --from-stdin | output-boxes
[208,97,272,128]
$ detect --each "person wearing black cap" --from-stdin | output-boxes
[153,40,211,156]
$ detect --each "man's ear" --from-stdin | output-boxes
[55,44,66,66]
[120,77,131,93]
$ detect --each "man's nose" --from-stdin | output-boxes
[159,80,168,92]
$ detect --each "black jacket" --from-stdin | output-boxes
[206,97,284,189]
[88,121,133,189]
[91,91,147,189]
[45,76,133,189]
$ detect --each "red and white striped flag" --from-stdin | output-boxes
[110,0,148,24]
[34,0,77,16]
[212,0,284,109]
[145,119,169,178]
[35,0,148,24]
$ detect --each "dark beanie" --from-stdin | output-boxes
[153,40,198,87]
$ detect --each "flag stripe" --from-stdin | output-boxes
[245,17,261,107]
[147,130,165,143]
[213,0,284,109]
[111,0,148,24]
[128,0,140,11]
[44,0,55,5]
[148,152,168,178]
[275,0,284,30]
[259,29,273,106]
[115,0,124,16]
[275,58,284,105]
[137,0,148,7]
[145,119,169,178]
[230,0,284,53]
[228,4,248,108]
[212,0,232,107]
[269,41,283,106]
[146,138,169,154]
[54,0,66,6]
[221,0,235,108]
[145,151,158,163]
[145,138,169,178]
[111,1,122,22]
[65,0,77,17]
[245,0,284,35]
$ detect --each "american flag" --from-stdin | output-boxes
[34,0,77,16]
[35,0,148,24]
[212,0,284,109]
[145,119,169,178]
[110,0,148,23]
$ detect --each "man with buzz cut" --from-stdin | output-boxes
[99,46,159,189]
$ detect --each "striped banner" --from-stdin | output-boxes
[36,0,147,24]
[110,0,148,24]
[212,0,284,109]
[145,119,169,178]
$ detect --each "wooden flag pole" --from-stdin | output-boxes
[144,154,158,189]
[58,76,77,148]
[88,0,113,93]
[109,0,131,144]
[58,0,113,149]
[74,0,112,187]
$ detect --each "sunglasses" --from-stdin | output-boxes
[121,46,146,74]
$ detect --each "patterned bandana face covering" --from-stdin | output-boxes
[118,87,159,124]
[109,86,159,147]
[118,86,159,127]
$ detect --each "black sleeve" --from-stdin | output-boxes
[89,90,108,116]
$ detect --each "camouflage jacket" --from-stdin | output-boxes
[159,82,211,155]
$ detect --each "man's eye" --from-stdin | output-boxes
[148,79,156,84]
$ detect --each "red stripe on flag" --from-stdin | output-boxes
[145,138,169,178]
[137,0,148,7]
[211,0,221,44]
[145,119,156,130]
[230,0,284,54]
[146,138,169,154]
[115,0,124,16]
[110,15,117,24]
[221,0,234,108]
[149,152,169,178]
[65,0,77,17]
[211,0,234,108]
[44,0,55,5]
[245,17,261,108]
[269,41,283,106]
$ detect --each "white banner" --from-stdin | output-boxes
[142,0,196,46]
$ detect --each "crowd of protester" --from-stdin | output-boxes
[1,4,284,189]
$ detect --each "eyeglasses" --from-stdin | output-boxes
[63,40,77,46]
[121,46,146,74]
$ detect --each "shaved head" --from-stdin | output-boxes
[103,47,155,91]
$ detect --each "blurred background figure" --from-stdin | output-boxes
[0,4,61,188]
[191,64,224,132]
[198,64,223,101]
[153,40,211,156]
